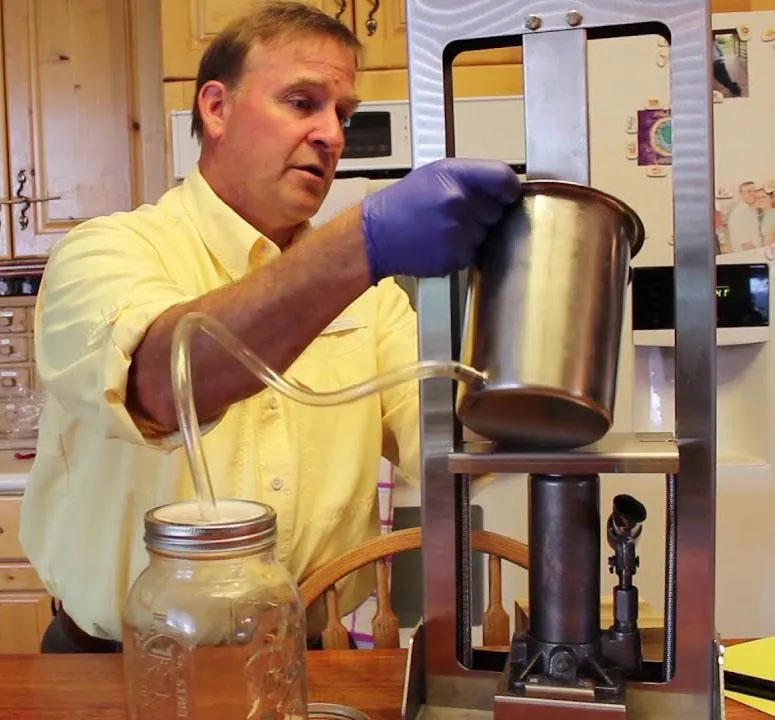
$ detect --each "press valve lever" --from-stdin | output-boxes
[600,494,648,673]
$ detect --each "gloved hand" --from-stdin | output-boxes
[361,158,521,284]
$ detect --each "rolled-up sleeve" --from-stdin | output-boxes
[36,217,195,447]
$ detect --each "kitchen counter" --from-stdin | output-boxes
[0,449,33,494]
[0,649,766,719]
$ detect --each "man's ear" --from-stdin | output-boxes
[197,80,232,141]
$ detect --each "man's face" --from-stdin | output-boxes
[201,35,359,237]
[741,184,757,206]
[755,189,772,210]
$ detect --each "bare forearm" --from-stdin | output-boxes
[127,206,371,432]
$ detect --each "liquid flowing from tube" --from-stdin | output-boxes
[170,311,487,521]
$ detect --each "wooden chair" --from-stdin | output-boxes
[299,527,529,650]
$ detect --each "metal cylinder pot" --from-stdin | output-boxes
[456,180,644,449]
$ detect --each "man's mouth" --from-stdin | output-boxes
[295,164,326,179]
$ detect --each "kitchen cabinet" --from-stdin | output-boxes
[0,0,165,260]
[717,0,775,9]
[351,0,520,71]
[161,0,351,79]
[350,0,522,100]
[0,495,51,654]
[160,0,523,103]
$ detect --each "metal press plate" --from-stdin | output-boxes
[448,432,679,475]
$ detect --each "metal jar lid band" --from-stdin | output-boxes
[144,499,277,555]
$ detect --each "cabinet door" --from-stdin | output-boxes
[162,0,354,80]
[0,591,51,653]
[0,30,9,260]
[2,0,135,258]
[353,0,520,71]
[712,0,752,9]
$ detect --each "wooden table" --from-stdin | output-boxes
[0,649,767,719]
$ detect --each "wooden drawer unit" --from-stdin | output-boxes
[0,496,52,653]
[0,367,32,398]
[0,563,45,592]
[0,335,30,364]
[0,308,28,334]
[0,295,39,450]
[0,401,36,436]
[0,496,24,560]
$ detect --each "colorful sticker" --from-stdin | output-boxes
[637,108,672,166]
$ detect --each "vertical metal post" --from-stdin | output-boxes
[523,29,590,184]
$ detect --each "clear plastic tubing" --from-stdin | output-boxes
[170,311,488,521]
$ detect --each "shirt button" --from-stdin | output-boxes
[270,477,284,491]
[268,397,279,410]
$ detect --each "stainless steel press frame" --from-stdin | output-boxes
[403,1,717,719]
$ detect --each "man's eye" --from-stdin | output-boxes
[290,96,314,111]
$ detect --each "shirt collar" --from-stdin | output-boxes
[180,167,285,280]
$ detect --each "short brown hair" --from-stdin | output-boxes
[190,1,361,140]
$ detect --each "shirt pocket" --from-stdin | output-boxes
[317,316,369,358]
[287,317,375,393]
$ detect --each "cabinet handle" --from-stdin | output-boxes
[365,0,379,35]
[335,0,346,21]
[0,170,61,230]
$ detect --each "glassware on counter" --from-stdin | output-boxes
[123,498,308,720]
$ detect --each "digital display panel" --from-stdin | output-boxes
[632,264,769,330]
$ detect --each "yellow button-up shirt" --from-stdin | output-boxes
[19,168,420,641]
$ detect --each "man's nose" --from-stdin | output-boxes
[310,108,345,154]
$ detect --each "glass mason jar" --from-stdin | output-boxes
[123,499,308,720]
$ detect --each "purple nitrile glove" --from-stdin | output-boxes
[361,158,522,284]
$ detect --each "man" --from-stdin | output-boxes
[712,38,742,98]
[726,181,761,252]
[20,2,520,652]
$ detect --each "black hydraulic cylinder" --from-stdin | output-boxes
[528,473,601,646]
